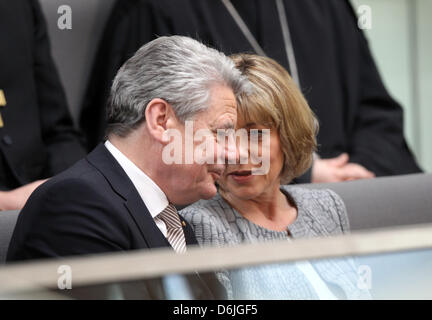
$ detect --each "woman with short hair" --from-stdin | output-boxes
[180,54,371,300]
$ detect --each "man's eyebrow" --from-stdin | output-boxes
[244,122,257,128]
[212,121,235,131]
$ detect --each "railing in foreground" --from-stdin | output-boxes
[0,223,432,295]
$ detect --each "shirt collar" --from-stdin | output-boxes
[104,140,168,218]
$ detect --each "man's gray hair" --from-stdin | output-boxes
[106,36,251,137]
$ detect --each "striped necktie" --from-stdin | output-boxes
[158,204,187,253]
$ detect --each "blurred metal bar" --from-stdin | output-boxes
[0,224,432,294]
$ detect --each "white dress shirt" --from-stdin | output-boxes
[105,140,169,237]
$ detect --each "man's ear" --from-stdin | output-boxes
[145,98,177,144]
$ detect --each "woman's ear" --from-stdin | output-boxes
[145,98,173,144]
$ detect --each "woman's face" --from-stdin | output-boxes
[218,119,285,200]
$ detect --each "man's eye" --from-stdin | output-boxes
[216,129,235,139]
[249,129,263,139]
[216,130,226,139]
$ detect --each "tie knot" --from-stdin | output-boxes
[158,204,182,229]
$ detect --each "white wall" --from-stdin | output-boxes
[351,0,431,172]
[417,0,432,172]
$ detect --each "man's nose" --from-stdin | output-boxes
[225,137,240,164]
[215,134,240,164]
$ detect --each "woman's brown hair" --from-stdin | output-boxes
[231,53,318,183]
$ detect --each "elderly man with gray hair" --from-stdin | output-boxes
[6,36,249,298]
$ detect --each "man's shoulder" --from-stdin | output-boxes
[44,157,97,184]
[31,157,113,204]
[18,155,128,235]
[7,157,133,262]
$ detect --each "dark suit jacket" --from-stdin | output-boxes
[0,0,86,190]
[6,144,223,299]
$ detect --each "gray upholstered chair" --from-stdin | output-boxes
[0,210,19,263]
[306,173,432,230]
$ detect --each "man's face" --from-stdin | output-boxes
[163,84,238,205]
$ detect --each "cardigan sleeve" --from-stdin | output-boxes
[325,188,350,233]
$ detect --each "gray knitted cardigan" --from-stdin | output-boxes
[180,186,371,300]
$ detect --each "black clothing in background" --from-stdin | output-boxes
[0,0,86,190]
[80,0,422,178]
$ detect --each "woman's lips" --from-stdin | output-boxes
[229,170,254,183]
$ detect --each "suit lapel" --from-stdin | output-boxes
[124,195,171,250]
[86,143,171,250]
[180,216,199,247]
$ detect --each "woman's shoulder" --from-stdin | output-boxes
[281,185,345,209]
[179,193,239,247]
[179,193,232,226]
[281,185,350,234]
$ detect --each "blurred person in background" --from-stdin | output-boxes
[81,0,421,183]
[180,54,371,299]
[0,0,86,210]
